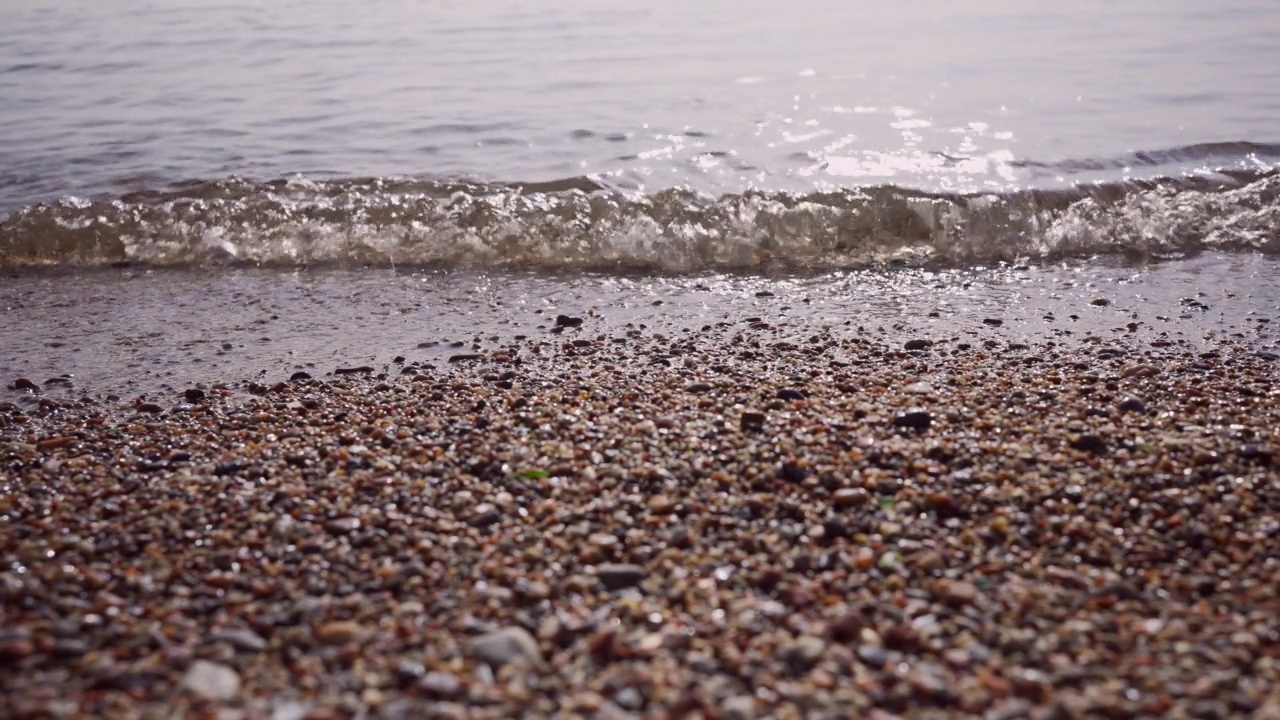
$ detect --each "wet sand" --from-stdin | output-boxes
[3,313,1279,719]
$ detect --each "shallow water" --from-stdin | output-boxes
[4,254,1278,396]
[3,2,1280,388]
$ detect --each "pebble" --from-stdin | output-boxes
[832,487,869,507]
[469,627,543,668]
[784,635,827,670]
[1117,396,1147,414]
[904,339,933,350]
[893,409,932,430]
[720,695,757,720]
[1069,433,1109,455]
[933,579,980,606]
[4,322,1279,718]
[1122,364,1160,378]
[419,671,464,699]
[315,620,366,645]
[180,660,241,702]
[646,494,675,513]
[856,645,889,669]
[204,628,267,653]
[740,411,766,431]
[596,563,647,591]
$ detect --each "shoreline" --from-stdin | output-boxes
[3,321,1280,718]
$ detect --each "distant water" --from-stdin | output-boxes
[3,0,1280,269]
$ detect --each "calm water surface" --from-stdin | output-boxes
[4,0,1280,208]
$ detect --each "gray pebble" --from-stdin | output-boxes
[469,626,543,668]
[597,563,647,591]
[204,628,267,653]
[179,660,240,702]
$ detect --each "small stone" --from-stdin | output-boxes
[596,563,646,591]
[51,638,88,657]
[0,635,35,663]
[589,532,619,548]
[720,695,757,720]
[777,388,807,401]
[334,366,375,375]
[1239,444,1274,463]
[933,579,979,606]
[1069,433,1108,455]
[204,628,267,653]
[1117,397,1147,414]
[646,495,675,514]
[470,504,501,527]
[784,635,827,671]
[136,402,164,414]
[11,378,38,391]
[740,411,766,432]
[893,409,932,430]
[856,644,888,669]
[555,314,584,327]
[419,671,464,699]
[180,660,241,702]
[183,388,206,402]
[315,620,366,645]
[1090,298,1110,306]
[904,339,933,351]
[982,318,1004,326]
[685,382,714,393]
[832,487,869,507]
[904,381,934,394]
[289,371,313,381]
[469,627,543,668]
[1122,364,1159,378]
[326,517,361,534]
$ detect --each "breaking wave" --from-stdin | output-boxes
[2,165,1279,273]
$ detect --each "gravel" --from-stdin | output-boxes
[2,318,1280,718]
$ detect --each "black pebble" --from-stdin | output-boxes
[1069,434,1108,455]
[555,314,584,327]
[1117,397,1147,414]
[893,410,932,430]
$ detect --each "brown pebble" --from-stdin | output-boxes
[832,487,869,507]
[35,436,74,451]
[0,636,35,664]
[933,579,979,606]
[315,620,365,645]
[646,494,675,514]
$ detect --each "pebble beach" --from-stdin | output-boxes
[3,313,1279,719]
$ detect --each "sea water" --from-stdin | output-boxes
[2,0,1279,391]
